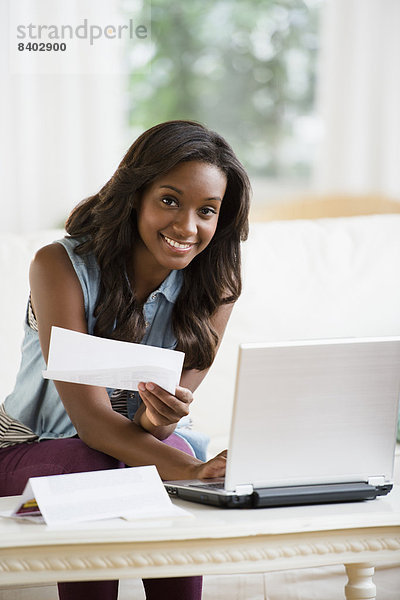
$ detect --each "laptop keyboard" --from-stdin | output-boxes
[189,481,225,489]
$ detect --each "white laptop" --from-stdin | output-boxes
[165,337,400,508]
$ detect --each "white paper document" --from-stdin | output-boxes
[4,466,189,526]
[43,326,185,394]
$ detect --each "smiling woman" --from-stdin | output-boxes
[0,120,251,600]
[65,120,250,370]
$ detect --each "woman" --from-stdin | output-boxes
[0,120,250,599]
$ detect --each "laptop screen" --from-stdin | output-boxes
[225,338,400,491]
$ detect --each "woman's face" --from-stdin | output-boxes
[134,160,227,275]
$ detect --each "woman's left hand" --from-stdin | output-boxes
[137,382,193,427]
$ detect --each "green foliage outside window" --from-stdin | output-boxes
[124,0,321,179]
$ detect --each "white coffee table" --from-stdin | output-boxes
[1,487,399,599]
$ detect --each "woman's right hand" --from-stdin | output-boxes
[190,450,227,480]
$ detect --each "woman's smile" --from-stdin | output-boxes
[160,233,197,252]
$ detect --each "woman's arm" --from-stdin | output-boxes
[29,243,226,480]
[134,302,235,435]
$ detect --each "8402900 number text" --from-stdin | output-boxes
[18,42,66,52]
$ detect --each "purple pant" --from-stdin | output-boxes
[0,435,202,600]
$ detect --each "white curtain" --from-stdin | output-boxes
[314,0,400,199]
[0,0,128,233]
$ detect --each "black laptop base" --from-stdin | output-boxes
[165,481,393,509]
[252,482,392,508]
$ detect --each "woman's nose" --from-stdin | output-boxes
[172,210,197,239]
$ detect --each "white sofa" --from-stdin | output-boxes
[1,214,400,599]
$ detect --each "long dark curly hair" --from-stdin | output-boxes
[66,120,251,370]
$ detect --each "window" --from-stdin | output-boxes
[124,0,322,188]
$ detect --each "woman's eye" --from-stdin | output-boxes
[199,207,218,216]
[161,197,178,207]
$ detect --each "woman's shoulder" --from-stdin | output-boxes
[31,240,71,270]
[29,243,78,296]
[29,237,100,327]
[31,236,98,279]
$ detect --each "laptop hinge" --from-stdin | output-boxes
[234,484,254,495]
[368,476,386,486]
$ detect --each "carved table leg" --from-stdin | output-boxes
[344,563,376,600]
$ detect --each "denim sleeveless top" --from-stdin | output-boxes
[3,236,184,441]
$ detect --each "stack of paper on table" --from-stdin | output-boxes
[1,466,190,526]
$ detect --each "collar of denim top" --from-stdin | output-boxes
[144,268,183,305]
